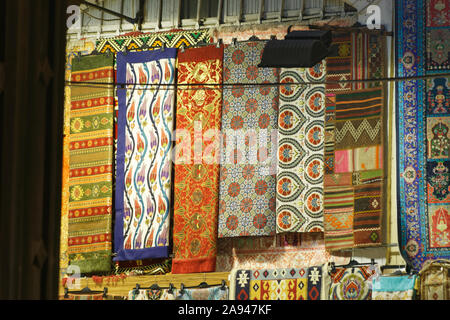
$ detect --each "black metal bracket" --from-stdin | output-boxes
[82,0,146,30]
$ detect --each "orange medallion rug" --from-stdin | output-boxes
[172,45,223,273]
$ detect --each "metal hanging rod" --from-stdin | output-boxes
[81,0,146,29]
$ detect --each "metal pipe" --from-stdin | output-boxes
[82,0,136,24]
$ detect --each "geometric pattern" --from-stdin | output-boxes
[325,32,352,93]
[353,184,383,247]
[95,29,212,54]
[218,41,279,238]
[335,118,382,149]
[276,62,326,233]
[68,53,114,274]
[396,0,450,272]
[351,32,369,90]
[368,34,387,88]
[352,33,386,90]
[230,266,328,300]
[324,186,354,250]
[324,94,336,174]
[61,39,97,274]
[323,87,385,251]
[334,88,383,150]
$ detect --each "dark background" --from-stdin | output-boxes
[0,0,69,299]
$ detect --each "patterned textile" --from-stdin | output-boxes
[367,34,387,88]
[326,32,385,92]
[276,62,326,233]
[115,258,171,275]
[425,2,450,253]
[351,32,369,90]
[61,40,96,272]
[128,288,177,300]
[419,259,450,300]
[172,45,223,274]
[325,32,352,93]
[68,53,114,274]
[372,275,417,300]
[323,88,385,250]
[396,0,450,272]
[114,49,176,261]
[329,265,380,300]
[216,233,350,272]
[102,30,212,202]
[95,30,212,53]
[176,286,229,300]
[231,266,329,300]
[218,41,279,238]
[324,94,336,175]
[351,33,386,90]
[63,293,106,300]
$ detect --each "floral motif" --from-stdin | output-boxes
[218,42,278,238]
[276,65,325,233]
[116,51,176,263]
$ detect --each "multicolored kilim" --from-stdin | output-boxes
[114,49,177,261]
[351,32,369,91]
[68,53,114,273]
[172,45,223,274]
[61,39,96,273]
[329,265,380,300]
[351,33,386,90]
[276,62,326,233]
[396,0,450,272]
[218,41,279,238]
[231,266,329,300]
[324,88,385,250]
[95,30,212,54]
[324,94,336,175]
[325,32,352,93]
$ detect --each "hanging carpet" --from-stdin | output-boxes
[114,49,176,261]
[67,53,115,274]
[218,41,279,238]
[276,62,326,233]
[396,0,450,272]
[230,266,329,300]
[172,45,224,274]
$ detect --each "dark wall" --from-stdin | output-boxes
[0,0,67,299]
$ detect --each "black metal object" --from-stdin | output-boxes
[82,0,146,29]
[284,30,332,47]
[258,30,332,68]
[258,39,330,68]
